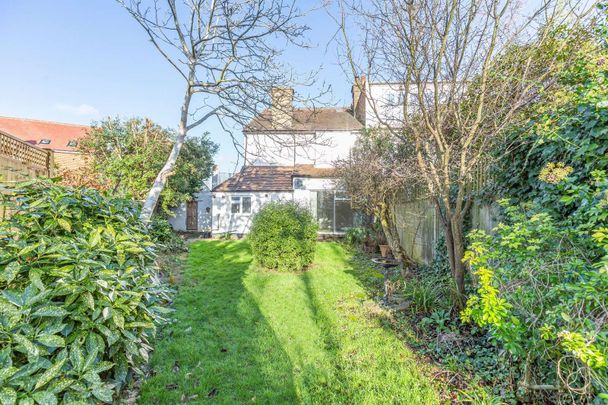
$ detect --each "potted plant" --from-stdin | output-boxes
[371,222,392,258]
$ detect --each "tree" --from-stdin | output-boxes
[335,129,420,276]
[68,117,217,214]
[118,0,313,222]
[338,0,598,305]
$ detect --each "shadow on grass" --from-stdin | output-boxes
[139,240,298,404]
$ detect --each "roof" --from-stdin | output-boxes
[245,108,364,132]
[213,165,337,192]
[0,116,89,152]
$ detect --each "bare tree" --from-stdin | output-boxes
[338,0,598,305]
[118,0,315,221]
[335,129,420,276]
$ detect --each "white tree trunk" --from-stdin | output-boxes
[140,90,191,222]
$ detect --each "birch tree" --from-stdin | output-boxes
[338,0,598,305]
[118,0,313,221]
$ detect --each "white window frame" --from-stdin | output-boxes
[230,195,252,215]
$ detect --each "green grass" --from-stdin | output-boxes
[140,241,439,404]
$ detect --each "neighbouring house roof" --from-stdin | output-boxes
[213,165,337,192]
[245,108,364,132]
[0,116,89,152]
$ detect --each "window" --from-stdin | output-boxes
[315,190,354,233]
[39,139,51,145]
[231,196,252,214]
[67,140,78,147]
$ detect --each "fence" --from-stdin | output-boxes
[393,190,500,264]
[0,130,53,183]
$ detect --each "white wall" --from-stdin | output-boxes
[211,191,293,235]
[245,130,358,167]
[168,188,212,232]
[365,82,451,128]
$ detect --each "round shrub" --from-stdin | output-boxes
[249,201,318,271]
[0,180,171,403]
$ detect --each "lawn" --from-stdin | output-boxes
[140,241,439,404]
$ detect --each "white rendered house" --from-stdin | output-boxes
[212,86,365,236]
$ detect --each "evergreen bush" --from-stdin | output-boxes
[248,202,318,271]
[0,180,171,404]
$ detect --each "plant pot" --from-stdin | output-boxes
[379,244,392,258]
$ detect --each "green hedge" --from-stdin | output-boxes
[248,202,318,271]
[0,180,171,404]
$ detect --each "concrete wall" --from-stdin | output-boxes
[169,187,213,232]
[245,130,358,167]
[211,191,293,235]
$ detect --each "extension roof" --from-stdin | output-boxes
[213,165,337,192]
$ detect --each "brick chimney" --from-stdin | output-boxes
[352,76,366,125]
[270,87,294,129]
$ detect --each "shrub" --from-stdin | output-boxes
[462,203,608,402]
[248,202,318,271]
[0,180,171,404]
[149,216,186,252]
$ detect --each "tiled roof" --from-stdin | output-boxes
[245,108,364,132]
[213,165,337,192]
[0,116,89,152]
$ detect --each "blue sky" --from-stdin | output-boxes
[0,1,352,171]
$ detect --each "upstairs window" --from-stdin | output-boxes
[231,196,252,214]
[39,139,51,145]
[67,140,78,147]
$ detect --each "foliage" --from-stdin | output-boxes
[248,202,317,272]
[149,216,186,253]
[69,117,217,214]
[462,202,608,402]
[490,28,608,210]
[344,227,369,247]
[0,180,171,404]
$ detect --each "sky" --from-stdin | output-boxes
[0,0,353,172]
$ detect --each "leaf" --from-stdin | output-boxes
[34,358,66,390]
[56,218,72,233]
[0,388,16,405]
[91,385,113,403]
[88,230,101,248]
[31,391,57,405]
[82,292,95,310]
[36,335,65,348]
[0,367,17,382]
[13,334,39,359]
[1,262,20,284]
[33,307,68,318]
[69,346,84,373]
[45,378,74,394]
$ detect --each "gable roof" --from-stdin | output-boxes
[213,165,337,192]
[0,116,89,152]
[245,108,363,132]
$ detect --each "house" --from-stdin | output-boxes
[0,116,89,171]
[211,85,365,236]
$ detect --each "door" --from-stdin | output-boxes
[186,201,198,231]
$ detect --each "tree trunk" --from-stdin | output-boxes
[444,215,466,308]
[378,202,415,278]
[140,89,192,222]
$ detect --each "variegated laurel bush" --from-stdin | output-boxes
[0,180,171,404]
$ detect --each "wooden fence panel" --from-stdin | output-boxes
[393,193,500,264]
[0,131,53,183]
